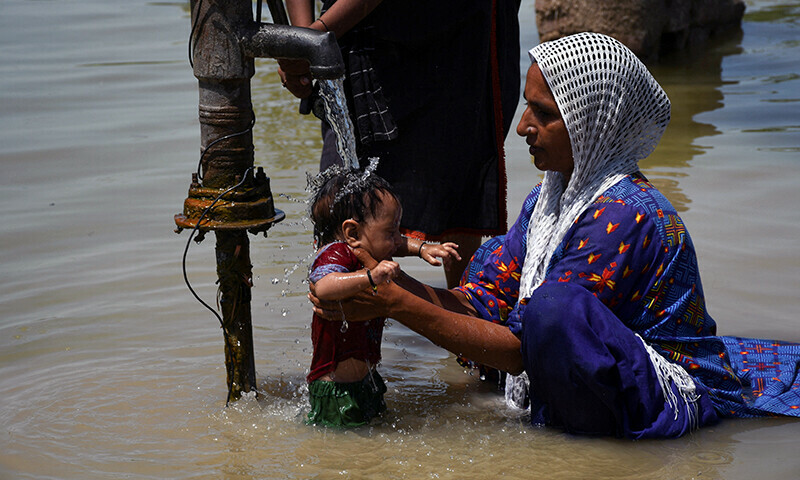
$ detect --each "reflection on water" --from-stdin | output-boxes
[643,29,743,212]
[1,0,799,478]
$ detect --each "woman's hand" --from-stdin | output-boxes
[277,59,313,99]
[309,247,396,322]
[352,246,379,270]
[420,242,461,270]
[309,280,393,322]
[309,246,523,373]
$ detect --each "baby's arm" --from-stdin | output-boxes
[396,237,461,268]
[314,260,400,300]
[419,242,461,269]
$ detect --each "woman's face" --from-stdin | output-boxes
[516,64,574,178]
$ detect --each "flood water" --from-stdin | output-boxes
[1,1,799,478]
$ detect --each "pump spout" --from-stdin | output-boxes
[242,24,344,79]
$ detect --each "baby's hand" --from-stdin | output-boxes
[369,260,400,285]
[420,242,461,270]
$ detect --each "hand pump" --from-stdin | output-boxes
[175,0,343,403]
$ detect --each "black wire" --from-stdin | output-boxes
[181,168,262,406]
[196,114,257,182]
[181,167,255,333]
[188,0,202,69]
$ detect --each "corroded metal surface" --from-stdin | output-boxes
[215,230,257,404]
[174,169,286,233]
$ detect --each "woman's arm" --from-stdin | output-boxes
[279,0,383,98]
[285,0,314,26]
[299,0,384,38]
[311,266,524,374]
[389,272,523,374]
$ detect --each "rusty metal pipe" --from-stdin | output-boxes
[241,23,344,79]
[215,230,257,404]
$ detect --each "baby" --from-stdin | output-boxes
[305,167,459,427]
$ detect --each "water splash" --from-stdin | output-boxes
[318,78,359,170]
[281,250,315,284]
[331,157,379,208]
[305,157,380,215]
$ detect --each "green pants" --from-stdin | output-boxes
[306,370,387,428]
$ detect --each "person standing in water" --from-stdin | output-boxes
[279,0,521,288]
[305,164,459,427]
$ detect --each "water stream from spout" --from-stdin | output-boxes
[308,78,382,216]
[269,79,366,322]
[318,78,359,170]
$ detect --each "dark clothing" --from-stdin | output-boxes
[319,0,521,239]
[522,282,719,438]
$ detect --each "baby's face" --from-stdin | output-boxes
[358,192,402,261]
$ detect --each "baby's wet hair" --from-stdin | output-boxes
[309,167,399,247]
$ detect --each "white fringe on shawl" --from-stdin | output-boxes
[636,334,700,429]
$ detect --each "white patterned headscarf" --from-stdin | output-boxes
[518,32,671,299]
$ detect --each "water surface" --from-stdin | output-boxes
[1,1,799,478]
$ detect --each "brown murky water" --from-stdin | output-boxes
[1,1,798,478]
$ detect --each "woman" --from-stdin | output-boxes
[279,0,521,288]
[311,32,800,438]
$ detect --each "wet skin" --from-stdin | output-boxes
[354,192,404,263]
[516,64,574,180]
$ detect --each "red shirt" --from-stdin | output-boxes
[307,242,384,383]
